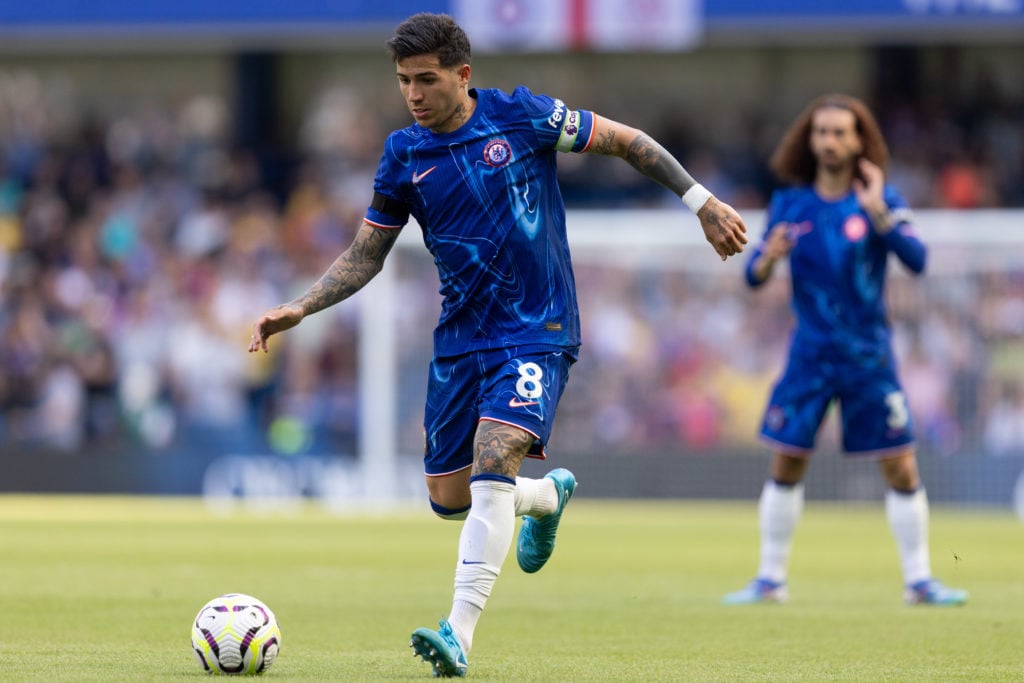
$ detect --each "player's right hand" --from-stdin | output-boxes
[248,304,305,353]
[764,223,795,259]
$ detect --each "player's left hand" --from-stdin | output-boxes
[697,197,748,261]
[852,158,886,214]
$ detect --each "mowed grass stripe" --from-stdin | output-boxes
[0,496,1020,681]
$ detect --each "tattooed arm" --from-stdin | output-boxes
[248,222,400,352]
[587,115,698,196]
[586,114,748,261]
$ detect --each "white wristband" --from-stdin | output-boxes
[681,184,712,214]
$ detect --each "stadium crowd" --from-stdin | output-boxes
[1,65,1023,459]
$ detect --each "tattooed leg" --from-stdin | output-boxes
[472,419,533,478]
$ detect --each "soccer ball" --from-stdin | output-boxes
[191,593,282,675]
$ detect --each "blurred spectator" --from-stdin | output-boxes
[983,379,1024,456]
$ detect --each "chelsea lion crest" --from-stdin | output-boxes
[483,139,512,168]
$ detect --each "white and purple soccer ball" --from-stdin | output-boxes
[191,593,281,675]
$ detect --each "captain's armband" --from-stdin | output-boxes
[872,206,913,235]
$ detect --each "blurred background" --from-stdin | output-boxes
[1,0,1023,511]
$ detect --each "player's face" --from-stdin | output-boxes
[809,107,863,175]
[395,55,471,134]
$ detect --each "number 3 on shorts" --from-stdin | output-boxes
[885,391,909,430]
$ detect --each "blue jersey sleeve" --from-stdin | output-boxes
[744,190,790,288]
[365,132,411,229]
[880,185,926,274]
[511,86,595,154]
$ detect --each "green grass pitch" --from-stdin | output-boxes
[0,495,1020,681]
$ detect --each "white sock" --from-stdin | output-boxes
[756,480,804,584]
[449,478,516,654]
[514,476,558,518]
[447,600,480,654]
[886,487,931,585]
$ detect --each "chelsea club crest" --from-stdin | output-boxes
[483,139,512,168]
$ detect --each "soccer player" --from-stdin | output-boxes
[249,12,747,677]
[723,93,967,608]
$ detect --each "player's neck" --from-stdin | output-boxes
[454,91,477,129]
[432,90,477,134]
[813,168,853,200]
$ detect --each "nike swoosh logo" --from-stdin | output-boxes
[461,559,486,565]
[411,166,438,184]
[509,397,540,408]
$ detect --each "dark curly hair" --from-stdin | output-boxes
[770,93,889,186]
[387,13,472,68]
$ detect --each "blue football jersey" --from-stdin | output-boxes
[364,86,595,357]
[745,185,927,359]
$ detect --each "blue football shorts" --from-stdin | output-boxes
[422,344,578,477]
[759,347,915,457]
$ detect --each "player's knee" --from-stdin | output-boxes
[429,498,471,521]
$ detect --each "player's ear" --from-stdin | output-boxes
[457,63,471,86]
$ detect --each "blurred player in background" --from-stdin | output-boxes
[724,93,967,607]
[249,12,747,678]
